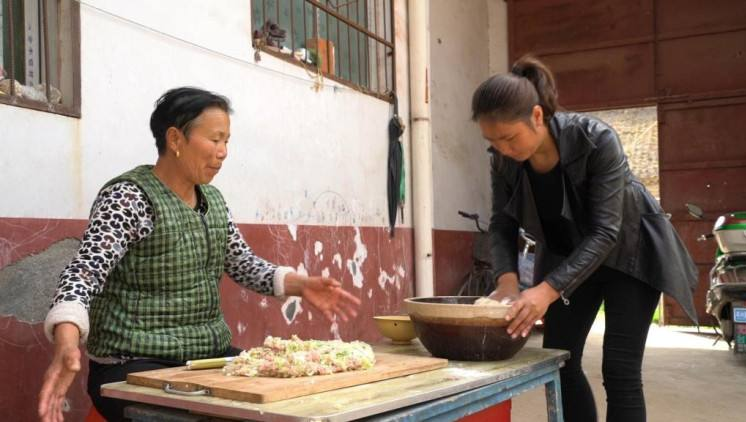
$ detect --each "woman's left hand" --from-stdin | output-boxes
[505,281,560,338]
[286,274,361,322]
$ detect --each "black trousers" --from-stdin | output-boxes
[543,266,661,422]
[87,346,242,422]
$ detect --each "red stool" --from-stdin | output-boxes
[85,406,106,422]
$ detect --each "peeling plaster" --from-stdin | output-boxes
[0,238,79,323]
[281,297,303,324]
[254,191,387,227]
[259,297,269,309]
[314,241,323,261]
[332,253,342,269]
[329,319,341,340]
[296,262,309,276]
[287,224,298,241]
[321,267,330,278]
[237,321,247,335]
[368,289,373,298]
[345,227,368,288]
[378,269,402,290]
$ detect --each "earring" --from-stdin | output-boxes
[176,150,180,158]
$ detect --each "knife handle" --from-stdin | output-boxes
[186,357,233,370]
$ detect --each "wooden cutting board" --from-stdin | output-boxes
[127,352,448,403]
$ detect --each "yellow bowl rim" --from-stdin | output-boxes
[373,315,412,322]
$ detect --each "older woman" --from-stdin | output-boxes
[38,87,361,422]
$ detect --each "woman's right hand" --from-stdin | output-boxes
[488,272,521,304]
[38,323,82,422]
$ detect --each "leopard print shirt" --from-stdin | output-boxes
[51,181,278,310]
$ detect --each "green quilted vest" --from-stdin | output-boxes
[87,165,232,361]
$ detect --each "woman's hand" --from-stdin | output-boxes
[38,323,82,422]
[302,277,361,322]
[285,273,361,322]
[505,281,560,339]
[488,272,521,304]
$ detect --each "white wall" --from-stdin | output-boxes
[0,0,410,228]
[429,0,507,231]
[488,0,509,75]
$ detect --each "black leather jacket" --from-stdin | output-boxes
[489,112,698,322]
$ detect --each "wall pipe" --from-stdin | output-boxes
[407,0,434,297]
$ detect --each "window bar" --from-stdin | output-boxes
[388,0,396,96]
[383,46,388,94]
[41,0,51,102]
[352,1,358,85]
[312,3,319,72]
[333,1,339,76]
[71,1,81,112]
[313,2,318,39]
[324,5,330,74]
[276,0,280,29]
[303,0,307,48]
[383,1,389,93]
[290,0,295,52]
[7,0,17,96]
[262,0,266,28]
[363,0,369,90]
[373,0,378,93]
[334,0,342,77]
[339,2,344,80]
[357,0,362,87]
[346,3,351,82]
[306,0,390,47]
[292,0,391,96]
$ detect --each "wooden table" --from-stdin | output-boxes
[102,342,569,422]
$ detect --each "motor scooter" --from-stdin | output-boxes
[686,203,746,353]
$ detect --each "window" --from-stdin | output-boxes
[0,0,80,116]
[251,0,394,101]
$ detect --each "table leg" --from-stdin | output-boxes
[545,371,563,422]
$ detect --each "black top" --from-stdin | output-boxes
[525,162,576,256]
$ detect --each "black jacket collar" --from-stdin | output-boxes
[498,112,595,240]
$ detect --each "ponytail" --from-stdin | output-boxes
[471,55,559,124]
[510,56,558,120]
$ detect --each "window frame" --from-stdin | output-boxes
[252,0,396,103]
[0,0,81,118]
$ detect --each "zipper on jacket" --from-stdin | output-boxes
[199,211,219,353]
[200,213,212,270]
[560,291,570,306]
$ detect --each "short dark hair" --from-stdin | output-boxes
[471,55,559,124]
[149,87,233,155]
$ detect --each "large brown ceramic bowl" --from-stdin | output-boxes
[404,296,529,361]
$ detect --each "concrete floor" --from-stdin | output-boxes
[511,318,746,421]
